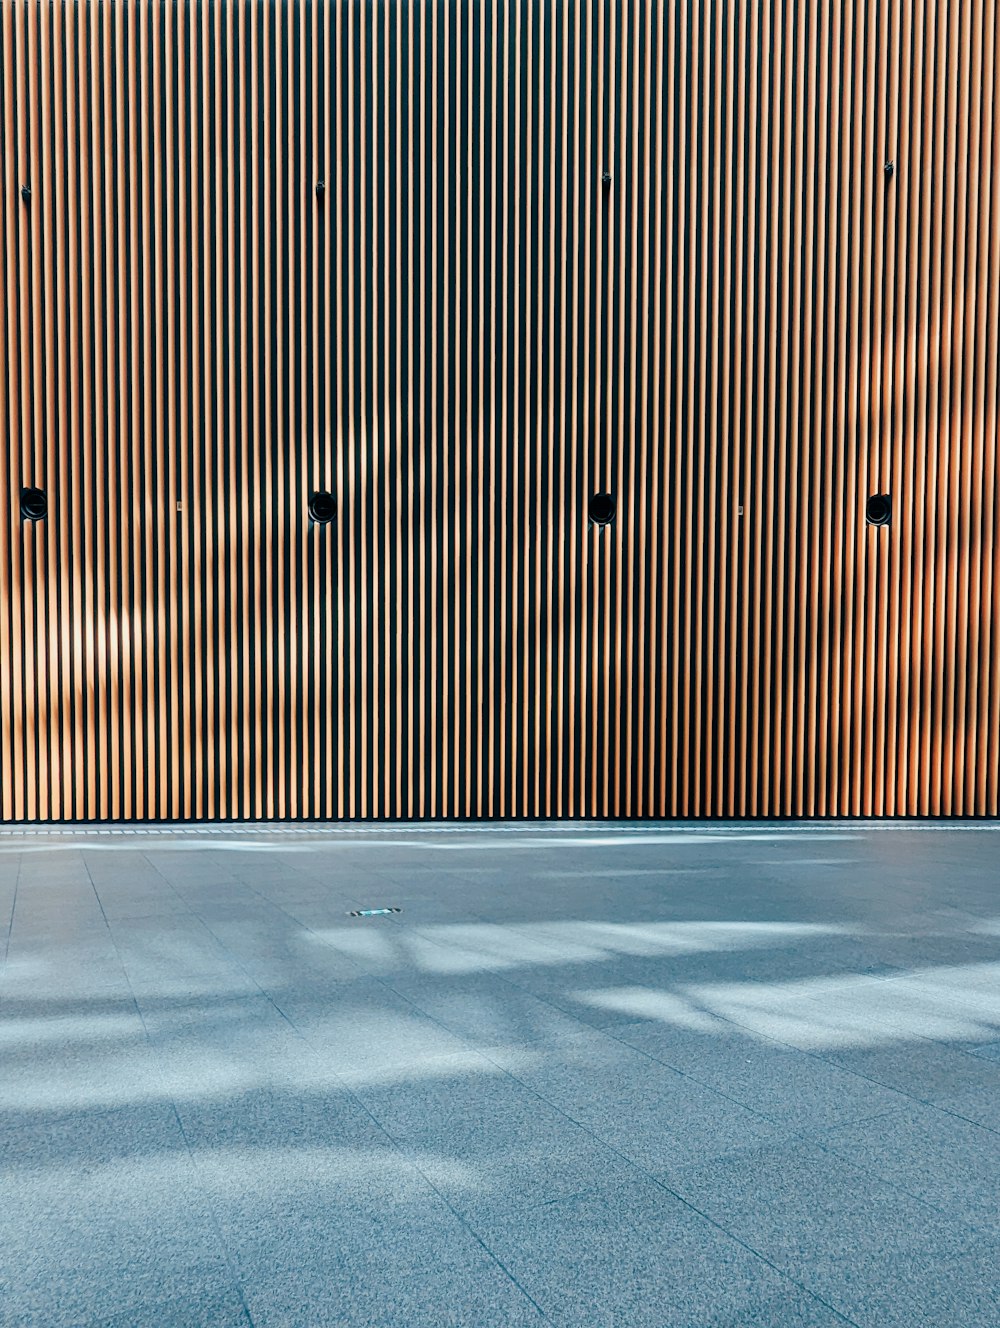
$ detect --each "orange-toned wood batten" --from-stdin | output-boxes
[1,0,998,820]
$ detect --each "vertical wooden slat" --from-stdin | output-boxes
[52,0,73,818]
[982,0,1000,815]
[728,0,747,818]
[17,1,36,821]
[1,0,18,821]
[886,0,909,817]
[40,0,60,818]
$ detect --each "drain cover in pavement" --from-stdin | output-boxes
[347,907,402,917]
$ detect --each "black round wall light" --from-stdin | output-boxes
[309,490,337,524]
[20,486,46,522]
[589,492,615,527]
[865,493,891,527]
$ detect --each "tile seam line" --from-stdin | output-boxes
[590,1019,1000,1240]
[632,996,1000,1140]
[483,1030,993,1258]
[19,849,993,1317]
[127,845,368,1326]
[136,848,339,1032]
[471,1040,865,1328]
[165,1096,261,1328]
[361,916,1000,1123]
[1,850,21,966]
[427,941,1000,1221]
[54,857,1000,1167]
[139,871,559,1325]
[192,867,538,1056]
[80,847,259,1328]
[597,1007,975,1124]
[129,845,557,1322]
[116,861,665,1324]
[252,889,661,1070]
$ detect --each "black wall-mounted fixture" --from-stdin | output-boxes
[309,490,337,524]
[589,492,615,527]
[20,486,46,521]
[865,493,891,527]
[20,184,30,204]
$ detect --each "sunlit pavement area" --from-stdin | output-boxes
[2,823,1000,1327]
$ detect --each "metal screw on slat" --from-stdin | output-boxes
[20,184,30,204]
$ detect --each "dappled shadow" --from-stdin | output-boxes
[3,824,1000,1328]
[3,833,1000,1114]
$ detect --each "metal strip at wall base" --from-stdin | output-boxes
[2,1,999,821]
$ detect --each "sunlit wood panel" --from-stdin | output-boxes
[1,0,998,820]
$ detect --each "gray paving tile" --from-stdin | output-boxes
[811,1038,1000,1106]
[258,915,422,979]
[96,899,194,922]
[0,1107,232,1327]
[884,962,1000,1038]
[660,1137,982,1272]
[80,1287,254,1328]
[471,1176,849,1328]
[190,915,372,990]
[487,1030,791,1169]
[812,1098,1000,1233]
[188,1133,443,1232]
[968,1039,1000,1063]
[0,994,147,1048]
[0,1100,186,1173]
[140,991,292,1043]
[110,916,244,963]
[662,980,934,1052]
[175,1113,553,1326]
[382,970,596,1048]
[237,1216,552,1327]
[867,930,1000,971]
[934,1083,1000,1136]
[0,1034,165,1115]
[275,979,476,1072]
[348,1050,645,1219]
[387,918,619,979]
[2,1275,251,1328]
[174,1082,387,1156]
[791,1243,1000,1328]
[132,971,265,1003]
[351,895,495,926]
[509,923,901,987]
[605,1020,910,1129]
[3,924,120,958]
[0,965,133,1005]
[132,995,338,1106]
[776,964,1000,1048]
[0,852,22,880]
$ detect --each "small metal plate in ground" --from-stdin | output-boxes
[347,907,402,918]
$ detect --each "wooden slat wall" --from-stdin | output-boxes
[1,0,998,821]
